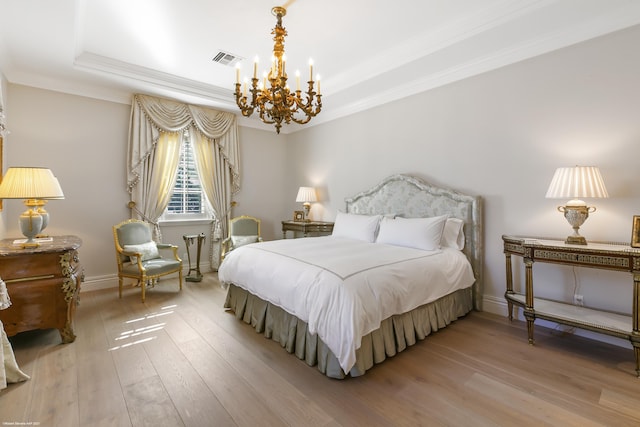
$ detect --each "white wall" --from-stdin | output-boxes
[4,85,131,287]
[230,126,289,241]
[2,85,287,289]
[286,25,640,325]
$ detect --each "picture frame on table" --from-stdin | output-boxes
[632,216,640,248]
[293,210,304,221]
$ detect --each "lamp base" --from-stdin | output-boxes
[565,235,587,245]
[303,202,311,222]
[558,204,594,246]
[18,206,44,248]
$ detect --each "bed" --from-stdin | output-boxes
[218,174,483,378]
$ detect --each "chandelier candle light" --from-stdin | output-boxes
[234,6,322,134]
[545,166,608,245]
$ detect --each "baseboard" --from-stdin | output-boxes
[482,294,511,317]
[482,294,632,349]
[81,263,213,293]
[81,274,118,292]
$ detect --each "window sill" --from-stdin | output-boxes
[159,218,214,227]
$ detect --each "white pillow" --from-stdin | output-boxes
[331,212,382,243]
[124,241,159,263]
[441,218,465,250]
[376,215,448,251]
[231,235,259,248]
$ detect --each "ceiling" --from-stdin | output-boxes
[1,0,639,133]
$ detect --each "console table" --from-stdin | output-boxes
[0,235,82,343]
[282,220,334,238]
[502,235,640,376]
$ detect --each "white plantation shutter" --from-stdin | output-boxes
[166,134,205,216]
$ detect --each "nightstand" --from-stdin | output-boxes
[282,221,334,238]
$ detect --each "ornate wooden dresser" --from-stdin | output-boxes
[0,235,82,343]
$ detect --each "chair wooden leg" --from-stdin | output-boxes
[179,270,183,291]
[118,277,123,299]
[141,276,146,303]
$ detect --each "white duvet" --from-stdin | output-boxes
[218,236,475,373]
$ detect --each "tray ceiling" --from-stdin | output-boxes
[1,0,639,133]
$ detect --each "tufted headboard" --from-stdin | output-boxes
[345,174,483,310]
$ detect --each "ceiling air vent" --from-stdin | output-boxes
[212,51,243,67]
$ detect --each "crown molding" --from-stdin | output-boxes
[74,52,237,111]
[324,0,551,97]
[314,5,640,128]
[14,1,637,135]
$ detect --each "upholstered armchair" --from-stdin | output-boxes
[221,215,263,259]
[113,219,183,302]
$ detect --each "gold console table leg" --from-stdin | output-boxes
[505,253,514,321]
[633,273,640,377]
[525,258,535,345]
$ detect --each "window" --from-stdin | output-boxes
[161,133,209,221]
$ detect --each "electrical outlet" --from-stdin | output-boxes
[573,294,584,306]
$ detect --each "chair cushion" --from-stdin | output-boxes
[121,258,181,275]
[231,235,259,248]
[124,241,159,263]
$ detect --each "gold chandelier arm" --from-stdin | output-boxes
[234,83,255,117]
[289,90,322,124]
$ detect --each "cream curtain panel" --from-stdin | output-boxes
[132,132,181,240]
[128,94,240,269]
[190,128,234,242]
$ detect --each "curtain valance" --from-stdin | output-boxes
[128,94,240,193]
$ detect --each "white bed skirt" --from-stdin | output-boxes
[224,284,473,379]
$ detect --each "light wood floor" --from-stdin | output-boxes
[2,273,640,427]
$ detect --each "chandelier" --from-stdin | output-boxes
[234,6,322,134]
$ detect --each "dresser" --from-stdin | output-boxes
[502,235,640,376]
[0,235,82,343]
[282,220,334,238]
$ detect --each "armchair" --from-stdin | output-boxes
[221,215,263,259]
[113,219,183,302]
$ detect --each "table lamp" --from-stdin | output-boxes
[296,186,317,221]
[545,166,608,245]
[0,167,65,247]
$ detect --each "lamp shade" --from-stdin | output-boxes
[0,167,65,199]
[295,186,317,203]
[545,166,608,200]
